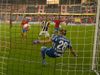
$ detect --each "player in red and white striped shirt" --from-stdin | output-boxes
[21,18,31,39]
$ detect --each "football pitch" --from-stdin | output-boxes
[0,23,99,75]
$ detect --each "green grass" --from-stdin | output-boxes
[0,23,99,75]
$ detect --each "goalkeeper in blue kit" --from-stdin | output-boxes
[33,28,78,64]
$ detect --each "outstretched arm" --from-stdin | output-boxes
[33,34,58,44]
[69,47,78,57]
[39,39,51,43]
[33,38,52,44]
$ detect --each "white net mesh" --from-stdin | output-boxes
[0,0,10,75]
[0,0,99,75]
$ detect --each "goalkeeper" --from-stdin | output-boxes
[33,28,78,65]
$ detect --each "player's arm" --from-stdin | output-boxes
[33,38,52,44]
[69,47,78,57]
[33,34,57,44]
[28,23,31,26]
[39,34,57,44]
[60,19,66,23]
[21,20,25,28]
[66,40,78,57]
[40,38,51,43]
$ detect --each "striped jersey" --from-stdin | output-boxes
[41,21,50,31]
[51,34,72,55]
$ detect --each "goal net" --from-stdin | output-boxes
[0,0,100,75]
[0,0,10,75]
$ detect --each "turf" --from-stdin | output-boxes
[0,23,99,75]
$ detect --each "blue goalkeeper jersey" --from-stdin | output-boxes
[51,34,72,54]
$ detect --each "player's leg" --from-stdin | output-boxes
[46,48,60,58]
[45,31,50,40]
[41,47,60,64]
[39,31,44,36]
[39,31,46,40]
[21,29,27,39]
[41,46,48,64]
[21,28,25,38]
[54,28,59,34]
[41,47,57,65]
[45,31,50,37]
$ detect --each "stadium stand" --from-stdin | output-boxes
[45,4,60,13]
[0,0,97,24]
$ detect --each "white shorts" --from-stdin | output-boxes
[39,31,50,37]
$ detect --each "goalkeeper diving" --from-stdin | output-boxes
[33,28,78,65]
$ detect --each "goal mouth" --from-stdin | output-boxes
[0,0,100,75]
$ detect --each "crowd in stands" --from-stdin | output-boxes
[0,2,97,13]
[7,15,95,24]
[0,1,97,24]
[0,15,96,24]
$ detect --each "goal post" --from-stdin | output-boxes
[0,0,100,75]
[92,0,100,74]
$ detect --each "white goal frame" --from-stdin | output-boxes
[92,0,100,75]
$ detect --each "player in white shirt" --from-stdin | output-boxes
[39,20,50,38]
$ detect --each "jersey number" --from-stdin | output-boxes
[57,40,68,51]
